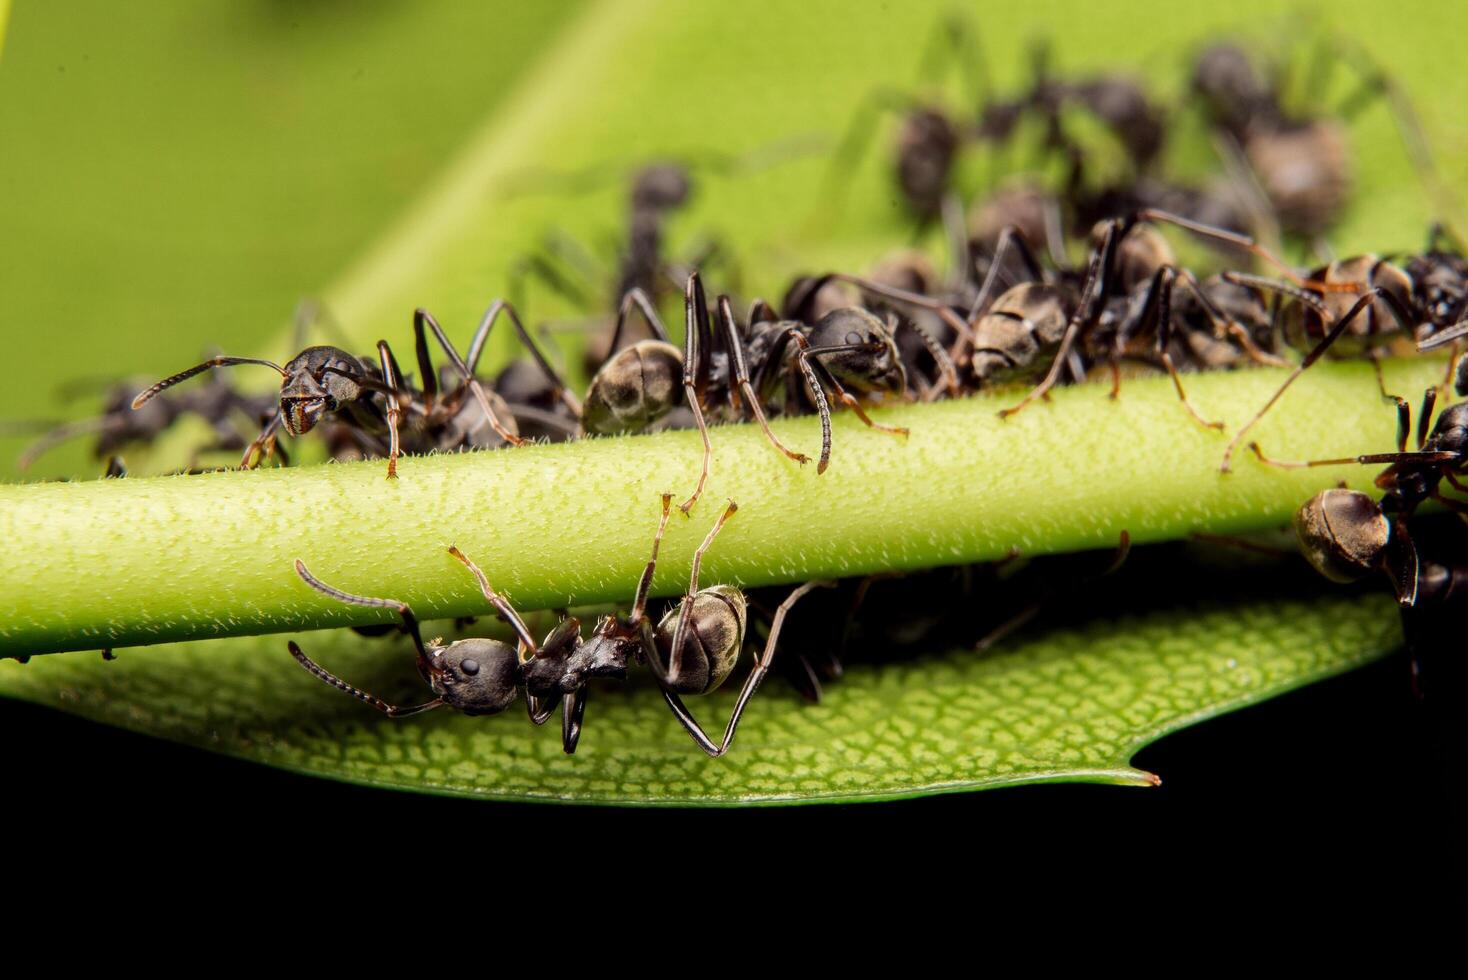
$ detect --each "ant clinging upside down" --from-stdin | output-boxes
[289,494,832,756]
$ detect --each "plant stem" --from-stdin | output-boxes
[0,357,1444,658]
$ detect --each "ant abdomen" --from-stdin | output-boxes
[582,339,684,435]
[969,283,1071,384]
[440,386,520,449]
[654,585,747,696]
[1293,489,1391,583]
[429,638,521,716]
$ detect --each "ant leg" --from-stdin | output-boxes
[1247,441,1459,470]
[1173,268,1288,366]
[238,411,285,469]
[103,456,126,479]
[294,559,435,674]
[767,329,835,472]
[1151,268,1224,430]
[1221,286,1416,472]
[1220,272,1334,321]
[1447,343,1466,394]
[997,248,1107,421]
[1134,209,1355,293]
[970,225,1048,322]
[975,603,1043,652]
[898,315,961,399]
[827,272,973,345]
[650,500,739,692]
[413,308,525,446]
[812,87,923,231]
[560,688,588,754]
[715,296,811,467]
[679,272,718,514]
[1329,37,1464,233]
[660,580,835,758]
[445,546,540,657]
[376,341,405,479]
[998,219,1126,420]
[977,531,1130,651]
[916,9,987,93]
[463,300,581,417]
[412,316,440,412]
[1418,387,1439,448]
[1383,518,1420,607]
[607,287,672,353]
[17,417,107,471]
[801,343,911,438]
[286,641,444,718]
[630,494,675,623]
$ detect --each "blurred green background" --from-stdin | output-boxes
[0,0,586,478]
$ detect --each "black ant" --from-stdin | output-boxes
[782,257,963,401]
[1189,34,1449,240]
[577,271,932,513]
[839,209,1300,426]
[509,143,816,378]
[828,17,1167,227]
[130,298,577,476]
[1219,225,1468,471]
[981,208,1369,421]
[5,372,278,473]
[289,494,829,756]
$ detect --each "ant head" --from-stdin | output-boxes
[1293,489,1390,583]
[896,109,959,218]
[1190,43,1266,127]
[808,308,907,396]
[653,585,747,696]
[581,340,683,435]
[631,163,691,212]
[427,638,520,716]
[279,346,362,435]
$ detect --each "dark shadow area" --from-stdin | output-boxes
[5,650,1457,873]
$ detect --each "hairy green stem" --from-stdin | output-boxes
[0,358,1445,658]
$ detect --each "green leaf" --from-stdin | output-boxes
[0,581,1399,804]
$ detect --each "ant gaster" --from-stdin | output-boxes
[289,495,829,756]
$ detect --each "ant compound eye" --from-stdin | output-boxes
[845,330,864,345]
[460,658,480,676]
